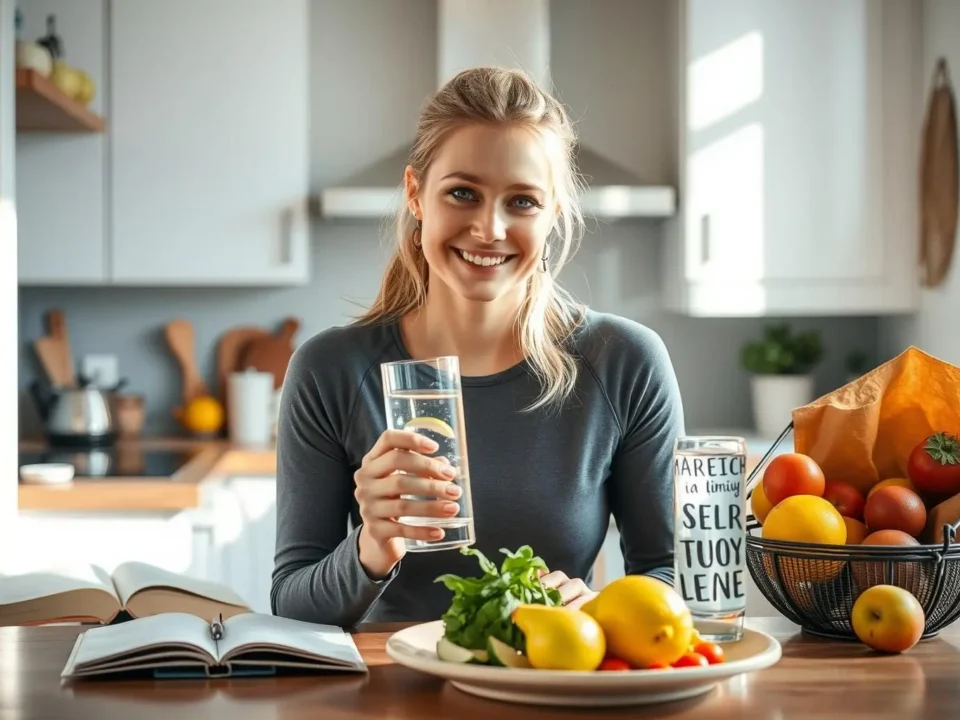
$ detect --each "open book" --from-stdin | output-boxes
[61,612,367,680]
[0,562,250,626]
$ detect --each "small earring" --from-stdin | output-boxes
[412,219,422,249]
[540,245,550,272]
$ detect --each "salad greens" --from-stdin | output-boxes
[434,545,562,652]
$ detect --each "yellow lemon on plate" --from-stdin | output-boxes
[581,575,693,668]
[404,416,455,439]
[180,395,225,435]
[511,605,606,671]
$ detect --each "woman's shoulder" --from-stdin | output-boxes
[286,318,399,387]
[569,309,674,373]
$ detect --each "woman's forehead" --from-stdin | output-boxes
[428,124,555,191]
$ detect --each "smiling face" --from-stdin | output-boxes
[405,123,558,306]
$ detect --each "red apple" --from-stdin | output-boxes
[823,480,866,520]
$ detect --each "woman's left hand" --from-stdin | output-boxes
[539,570,598,610]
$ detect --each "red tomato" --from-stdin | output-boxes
[645,661,669,670]
[762,453,826,505]
[671,652,709,668]
[693,641,725,664]
[907,432,960,496]
[598,657,632,671]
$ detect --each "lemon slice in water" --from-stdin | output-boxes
[404,416,455,438]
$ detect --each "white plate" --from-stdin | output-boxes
[386,619,782,707]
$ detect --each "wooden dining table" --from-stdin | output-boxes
[3,616,958,719]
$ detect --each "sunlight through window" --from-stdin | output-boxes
[689,32,764,132]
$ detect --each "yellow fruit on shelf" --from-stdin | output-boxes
[581,575,693,669]
[511,605,605,671]
[180,395,225,435]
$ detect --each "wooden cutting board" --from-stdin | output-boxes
[920,57,959,288]
[238,318,301,389]
[34,308,75,387]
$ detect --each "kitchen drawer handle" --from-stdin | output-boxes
[280,207,294,265]
[700,214,711,265]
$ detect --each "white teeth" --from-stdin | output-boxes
[459,250,507,267]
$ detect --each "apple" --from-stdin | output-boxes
[851,585,925,653]
[823,480,866,520]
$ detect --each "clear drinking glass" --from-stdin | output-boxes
[673,435,748,642]
[380,356,475,552]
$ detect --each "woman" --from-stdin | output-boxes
[271,67,685,627]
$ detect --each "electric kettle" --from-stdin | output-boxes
[29,374,123,447]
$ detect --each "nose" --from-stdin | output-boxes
[471,205,507,244]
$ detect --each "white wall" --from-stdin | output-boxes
[1,0,19,561]
[880,0,960,363]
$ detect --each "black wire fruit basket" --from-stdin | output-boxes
[745,422,960,640]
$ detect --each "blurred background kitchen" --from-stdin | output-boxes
[1,0,958,617]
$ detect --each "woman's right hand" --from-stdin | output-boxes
[354,429,462,579]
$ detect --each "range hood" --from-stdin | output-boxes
[319,0,676,221]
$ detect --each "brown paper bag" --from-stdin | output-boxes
[791,347,960,495]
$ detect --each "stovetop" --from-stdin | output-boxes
[18,447,201,479]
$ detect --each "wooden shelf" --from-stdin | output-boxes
[15,68,105,133]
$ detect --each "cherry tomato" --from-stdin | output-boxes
[598,657,632,671]
[645,661,669,670]
[671,652,709,668]
[693,641,725,664]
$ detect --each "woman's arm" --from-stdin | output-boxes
[606,327,685,585]
[270,346,397,627]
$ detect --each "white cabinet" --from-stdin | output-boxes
[16,0,108,284]
[200,476,276,615]
[8,510,205,577]
[107,0,311,286]
[662,0,921,316]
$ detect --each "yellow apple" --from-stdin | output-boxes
[851,585,925,653]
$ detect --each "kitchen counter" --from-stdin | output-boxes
[17,437,277,512]
[3,616,955,718]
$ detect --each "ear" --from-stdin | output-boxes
[404,165,422,220]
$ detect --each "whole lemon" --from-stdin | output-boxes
[181,395,225,435]
[511,605,606,671]
[762,495,847,545]
[580,575,693,668]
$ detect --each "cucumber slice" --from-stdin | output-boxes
[486,636,532,669]
[437,638,489,664]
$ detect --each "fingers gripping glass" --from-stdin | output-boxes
[380,356,476,552]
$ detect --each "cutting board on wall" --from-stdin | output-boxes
[217,326,271,402]
[239,318,301,390]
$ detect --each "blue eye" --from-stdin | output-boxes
[449,188,476,202]
[513,196,542,211]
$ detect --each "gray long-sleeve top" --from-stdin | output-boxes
[270,310,685,627]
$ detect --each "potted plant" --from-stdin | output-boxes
[845,349,870,384]
[741,323,824,438]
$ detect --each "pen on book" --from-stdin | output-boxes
[210,613,224,641]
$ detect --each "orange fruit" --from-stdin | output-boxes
[750,482,774,525]
[762,495,847,545]
[843,517,870,544]
[762,453,826,506]
[762,495,847,585]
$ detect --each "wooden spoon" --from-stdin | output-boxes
[164,319,208,407]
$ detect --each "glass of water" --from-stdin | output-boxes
[380,356,475,552]
[673,435,748,642]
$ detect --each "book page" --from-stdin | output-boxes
[219,614,365,669]
[0,564,118,606]
[112,561,249,611]
[67,613,218,672]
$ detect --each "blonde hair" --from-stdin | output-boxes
[358,67,587,412]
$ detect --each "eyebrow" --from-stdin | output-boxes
[440,171,545,194]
